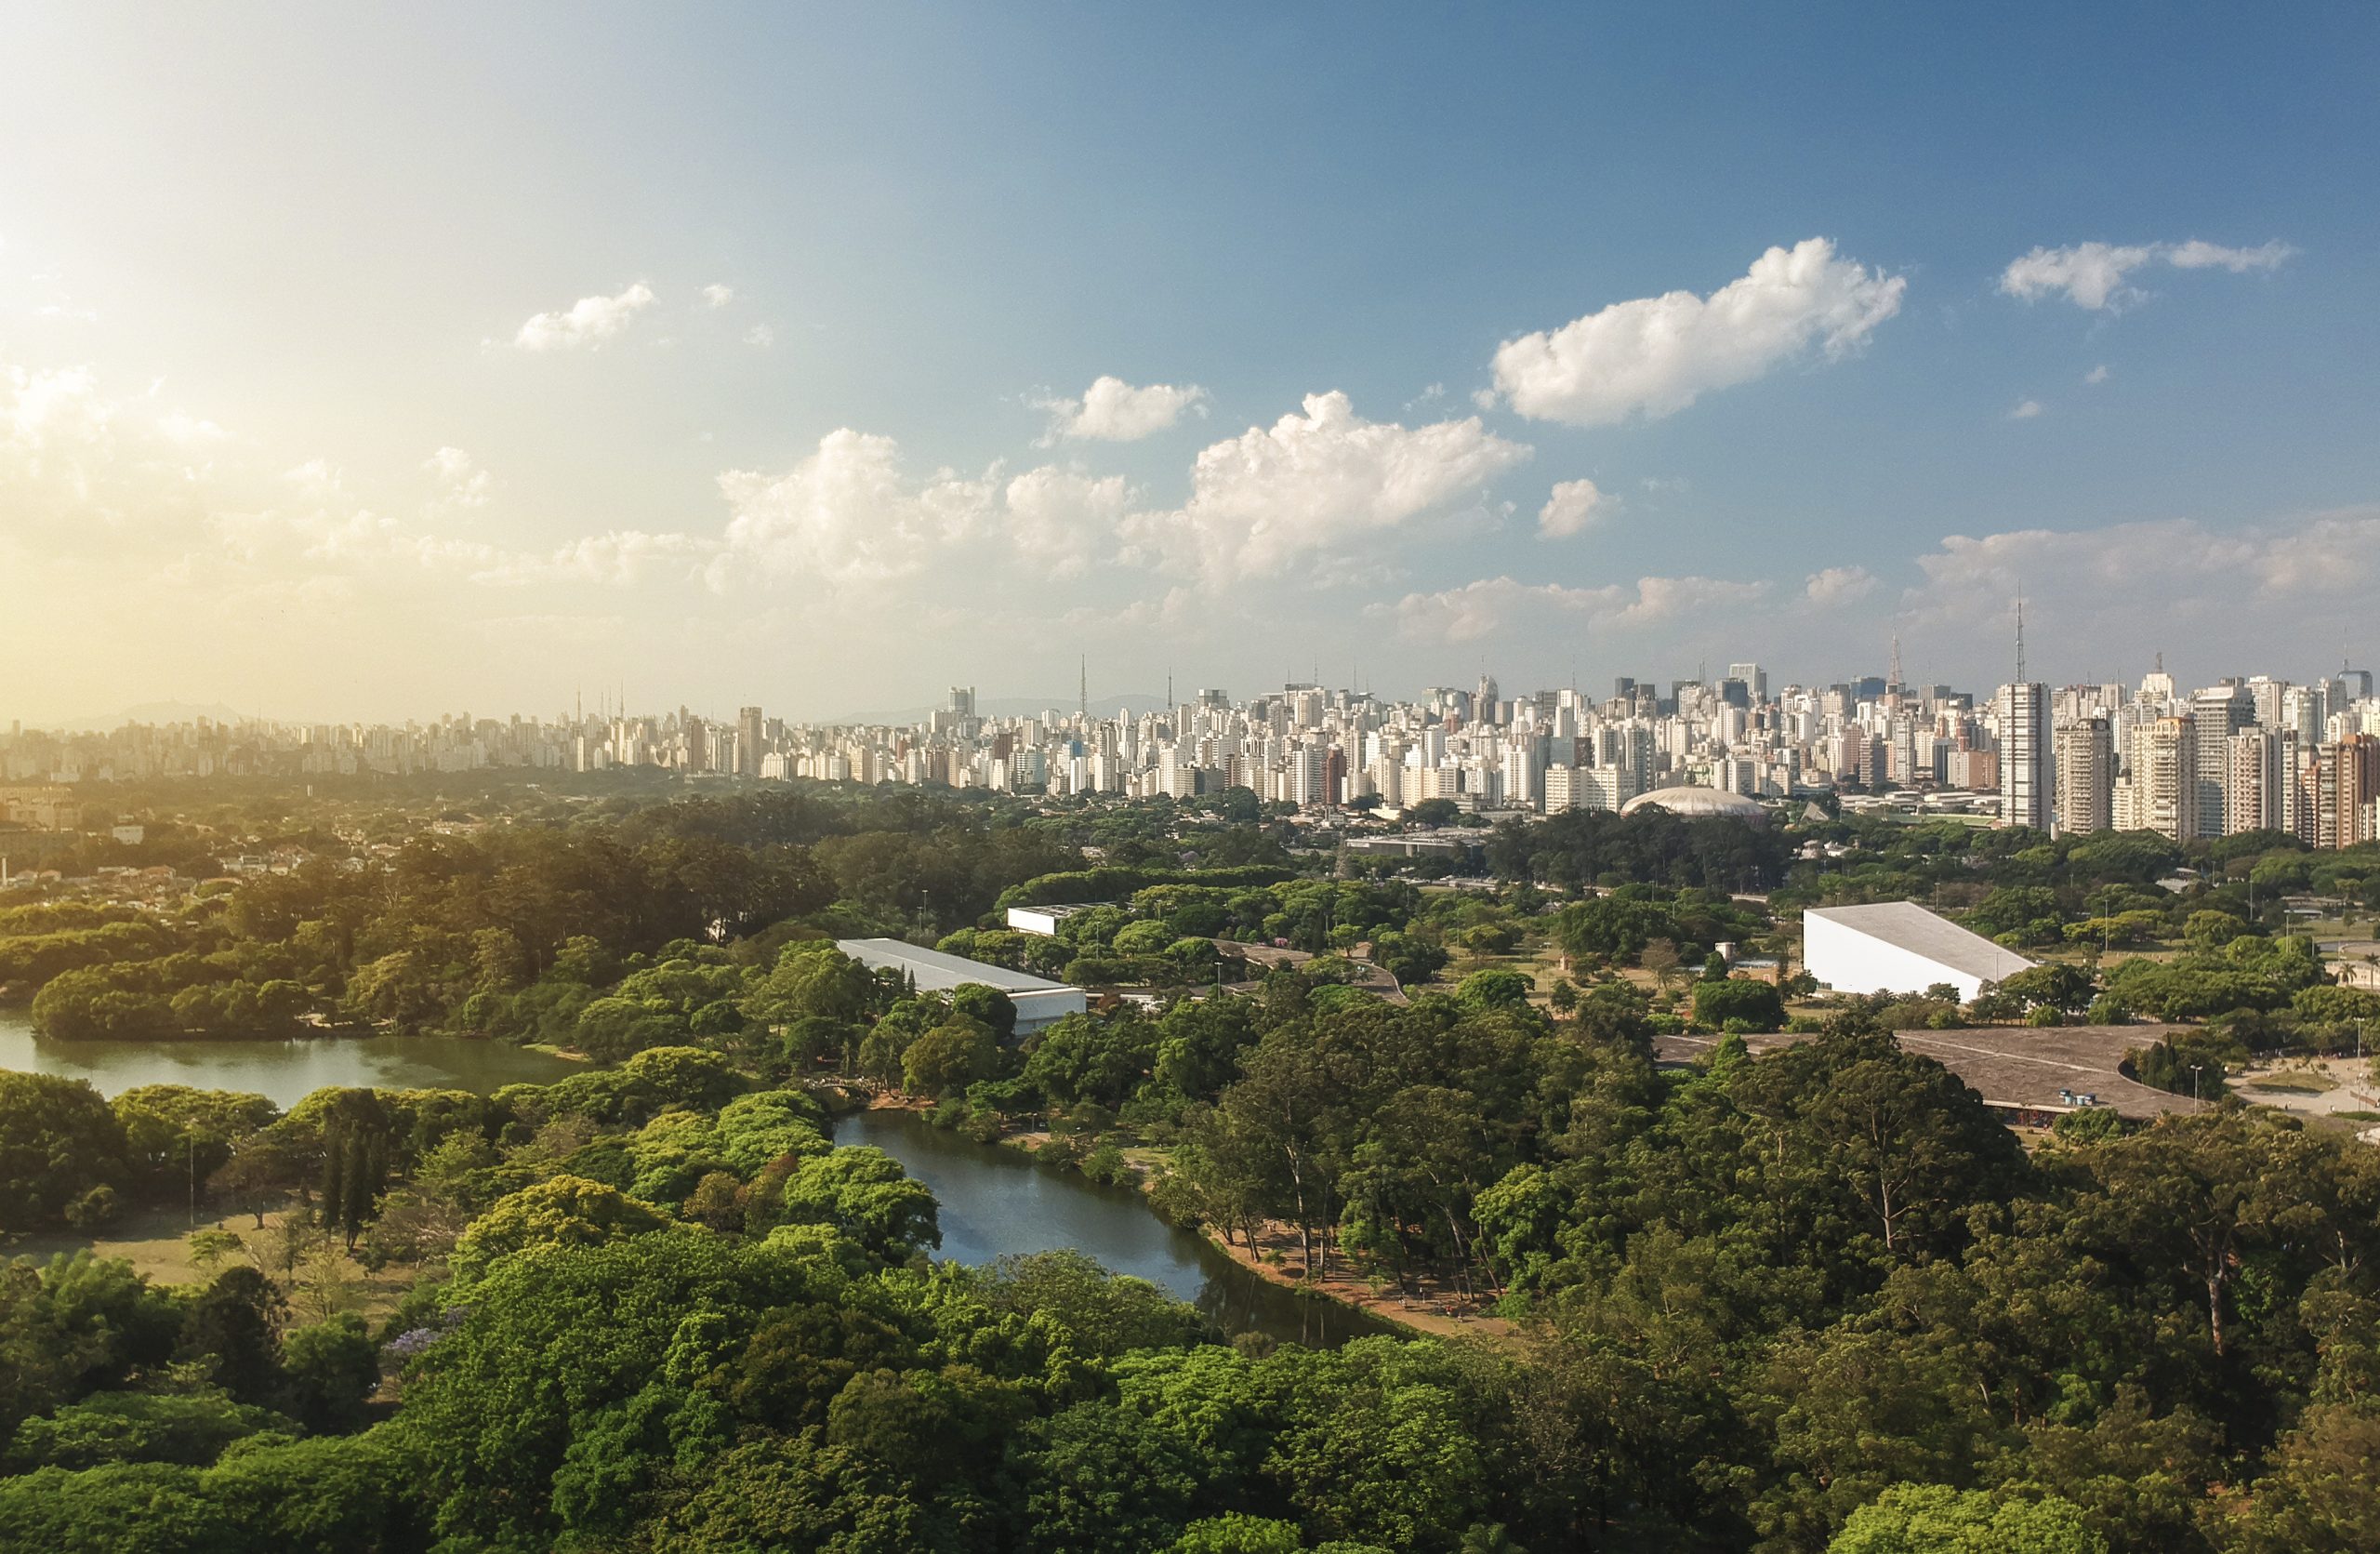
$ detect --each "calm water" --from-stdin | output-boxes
[0,1008,585,1108]
[835,1107,1395,1348]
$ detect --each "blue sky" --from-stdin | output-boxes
[3,3,2374,722]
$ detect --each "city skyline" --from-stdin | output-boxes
[6,6,2377,723]
[11,656,2377,857]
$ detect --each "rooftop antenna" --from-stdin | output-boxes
[1078,656,1087,722]
[2015,590,2027,684]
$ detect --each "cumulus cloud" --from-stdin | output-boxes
[2008,399,2044,420]
[1034,376,1209,443]
[709,429,996,589]
[701,284,735,309]
[1804,564,1879,605]
[4,364,112,450]
[474,530,709,587]
[425,446,491,507]
[2084,364,2110,385]
[1999,239,2295,311]
[1537,478,1607,538]
[1375,573,1770,644]
[508,283,655,350]
[744,324,775,349]
[1124,391,1530,586]
[1489,238,1905,426]
[1002,466,1132,578]
[157,411,228,448]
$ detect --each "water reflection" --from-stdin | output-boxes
[834,1107,1395,1348]
[0,1009,585,1108]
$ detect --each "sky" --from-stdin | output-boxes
[3,3,2376,725]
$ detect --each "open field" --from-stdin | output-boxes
[1657,1023,2209,1121]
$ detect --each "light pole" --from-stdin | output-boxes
[2190,1063,2207,1102]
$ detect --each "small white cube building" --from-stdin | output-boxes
[1802,901,2032,1002]
[1004,903,1092,936]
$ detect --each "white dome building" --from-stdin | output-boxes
[1618,787,1771,825]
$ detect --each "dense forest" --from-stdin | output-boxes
[4,777,2379,1549]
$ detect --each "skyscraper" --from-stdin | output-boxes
[2224,726,2287,836]
[2055,716,2114,835]
[2120,714,2199,843]
[2190,684,2254,839]
[737,706,764,777]
[2001,681,2052,830]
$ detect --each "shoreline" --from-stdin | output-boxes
[871,1093,1517,1345]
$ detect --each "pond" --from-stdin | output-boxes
[0,1008,587,1109]
[835,1107,1396,1348]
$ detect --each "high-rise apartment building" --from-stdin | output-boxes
[737,706,764,777]
[2189,684,2254,839]
[2314,734,2380,847]
[2119,714,2198,843]
[2224,726,2286,836]
[2054,716,2114,835]
[2001,682,2052,830]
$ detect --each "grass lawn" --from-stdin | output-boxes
[4,1200,425,1324]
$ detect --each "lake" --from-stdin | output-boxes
[0,1008,1397,1347]
[836,1107,1395,1348]
[0,1008,586,1108]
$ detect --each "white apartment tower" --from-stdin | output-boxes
[2055,716,2114,836]
[2001,682,2052,830]
[2118,714,2199,843]
[2225,726,2288,836]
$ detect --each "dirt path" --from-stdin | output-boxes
[1200,1217,1520,1345]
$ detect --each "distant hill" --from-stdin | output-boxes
[46,701,254,733]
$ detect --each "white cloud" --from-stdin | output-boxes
[744,324,775,349]
[709,429,996,588]
[2166,239,2296,273]
[484,530,707,587]
[156,411,228,447]
[1537,478,1607,538]
[425,446,492,507]
[1376,572,1771,644]
[1490,238,1905,426]
[1999,243,2157,312]
[701,283,735,309]
[282,458,345,499]
[2084,364,2109,385]
[1124,391,1530,586]
[508,283,655,351]
[2008,399,2044,420]
[1999,239,2295,311]
[1804,564,1878,604]
[5,364,112,449]
[1002,466,1132,578]
[1034,376,1209,443]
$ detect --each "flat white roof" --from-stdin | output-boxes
[835,937,1078,996]
[1803,901,2033,983]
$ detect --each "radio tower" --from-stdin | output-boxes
[2015,591,2027,684]
[1078,656,1087,722]
[1888,632,1905,697]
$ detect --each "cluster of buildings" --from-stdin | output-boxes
[2000,661,2380,846]
[7,656,2377,846]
